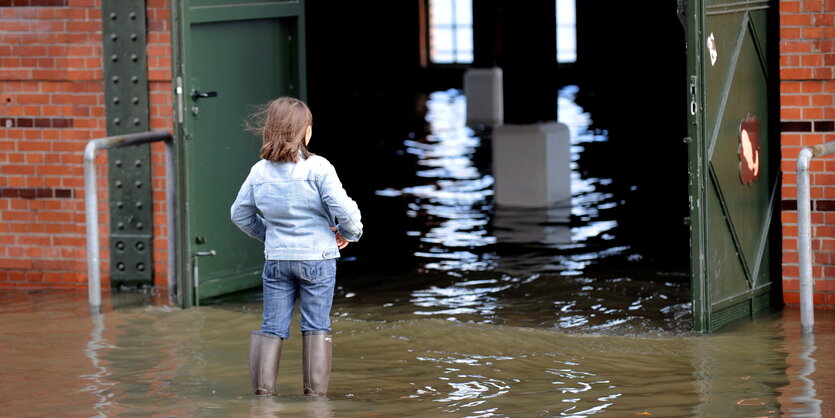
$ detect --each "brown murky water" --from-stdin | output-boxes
[0,291,833,417]
[3,89,832,417]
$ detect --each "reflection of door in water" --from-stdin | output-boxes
[177,1,304,306]
[684,0,778,331]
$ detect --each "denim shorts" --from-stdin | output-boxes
[260,259,337,339]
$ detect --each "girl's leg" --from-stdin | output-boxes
[261,260,297,339]
[251,260,295,395]
[295,259,337,396]
[296,259,337,334]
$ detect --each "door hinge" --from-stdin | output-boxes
[176,76,184,124]
[689,76,698,121]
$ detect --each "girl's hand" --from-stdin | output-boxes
[330,226,349,249]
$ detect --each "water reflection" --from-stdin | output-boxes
[81,314,114,416]
[376,90,495,272]
[374,88,691,334]
[0,292,832,416]
[792,334,822,416]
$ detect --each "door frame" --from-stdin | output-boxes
[170,0,307,307]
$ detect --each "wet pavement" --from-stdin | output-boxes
[1,88,832,416]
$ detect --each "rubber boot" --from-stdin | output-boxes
[249,331,283,395]
[302,331,332,396]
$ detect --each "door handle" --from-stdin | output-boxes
[191,89,218,101]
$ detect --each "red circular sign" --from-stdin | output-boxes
[738,113,761,186]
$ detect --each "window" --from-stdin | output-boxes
[556,0,577,63]
[427,0,473,64]
[423,0,574,65]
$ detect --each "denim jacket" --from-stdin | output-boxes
[230,155,363,260]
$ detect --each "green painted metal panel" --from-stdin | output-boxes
[186,1,303,23]
[174,0,305,306]
[685,0,778,332]
[102,0,154,287]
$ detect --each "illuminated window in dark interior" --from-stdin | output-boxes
[557,0,577,63]
[429,0,473,64]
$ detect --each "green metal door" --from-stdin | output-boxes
[174,0,305,306]
[684,0,778,331]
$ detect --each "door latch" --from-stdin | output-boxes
[192,249,216,306]
[191,89,218,101]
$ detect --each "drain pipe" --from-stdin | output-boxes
[84,131,175,314]
[797,141,835,334]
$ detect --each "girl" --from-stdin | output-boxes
[231,97,363,397]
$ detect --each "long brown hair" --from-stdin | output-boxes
[246,97,313,163]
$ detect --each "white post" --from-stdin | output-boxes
[492,122,572,208]
[797,147,815,335]
[464,67,503,127]
[84,140,103,314]
[83,131,175,313]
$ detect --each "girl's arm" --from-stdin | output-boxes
[319,161,363,242]
[230,171,267,242]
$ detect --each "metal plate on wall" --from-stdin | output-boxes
[102,0,154,287]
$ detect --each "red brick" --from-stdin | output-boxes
[782,27,802,39]
[781,68,814,80]
[801,54,824,66]
[67,21,98,32]
[800,0,823,12]
[817,279,835,292]
[813,67,834,79]
[0,259,33,269]
[813,13,834,26]
[782,94,810,106]
[782,0,802,12]
[781,81,803,93]
[782,14,814,26]
[813,292,826,304]
[36,211,73,223]
[781,107,802,119]
[802,26,825,38]
[781,40,814,53]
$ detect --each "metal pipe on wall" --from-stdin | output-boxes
[84,131,175,314]
[796,141,835,335]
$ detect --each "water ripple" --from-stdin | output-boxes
[373,87,691,334]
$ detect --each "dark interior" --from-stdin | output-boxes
[302,1,690,284]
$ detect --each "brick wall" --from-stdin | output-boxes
[779,0,835,308]
[0,0,172,289]
[0,1,832,308]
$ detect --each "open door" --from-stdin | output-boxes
[174,0,305,306]
[684,0,779,331]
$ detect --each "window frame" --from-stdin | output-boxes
[420,0,474,68]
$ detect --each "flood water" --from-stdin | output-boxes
[2,89,833,416]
